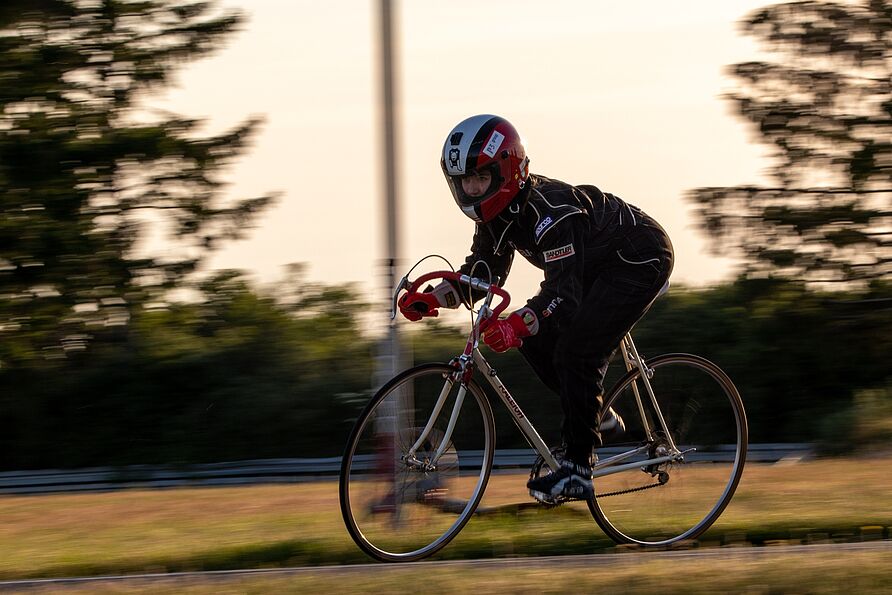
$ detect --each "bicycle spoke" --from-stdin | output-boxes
[589,354,747,546]
[339,364,495,562]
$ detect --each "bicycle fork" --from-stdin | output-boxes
[404,292,498,471]
[403,370,466,471]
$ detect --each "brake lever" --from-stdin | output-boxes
[390,274,409,320]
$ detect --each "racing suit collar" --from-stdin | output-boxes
[482,182,533,255]
[485,214,514,256]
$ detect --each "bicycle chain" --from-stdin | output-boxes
[595,467,670,498]
[529,444,672,505]
[529,478,667,507]
[596,479,665,498]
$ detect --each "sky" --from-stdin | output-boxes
[154,0,776,311]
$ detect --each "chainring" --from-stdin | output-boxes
[529,438,680,505]
[528,446,572,507]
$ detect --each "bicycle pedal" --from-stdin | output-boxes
[529,489,574,505]
[529,489,555,504]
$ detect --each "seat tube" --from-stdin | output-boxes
[624,334,679,452]
[621,334,654,440]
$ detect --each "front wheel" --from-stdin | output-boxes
[588,354,747,546]
[339,363,496,562]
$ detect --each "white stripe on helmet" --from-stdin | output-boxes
[442,114,497,176]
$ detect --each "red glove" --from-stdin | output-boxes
[398,292,440,322]
[482,310,535,352]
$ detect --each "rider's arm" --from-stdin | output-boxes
[523,216,586,334]
[480,219,585,349]
[427,224,514,309]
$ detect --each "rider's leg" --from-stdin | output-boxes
[517,325,561,395]
[528,216,673,500]
[527,277,664,501]
[556,224,673,467]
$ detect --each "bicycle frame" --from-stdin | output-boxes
[401,273,685,480]
[344,268,746,561]
[475,340,685,480]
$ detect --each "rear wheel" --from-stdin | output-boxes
[339,363,495,562]
[588,354,747,546]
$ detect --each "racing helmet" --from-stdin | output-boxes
[440,115,530,223]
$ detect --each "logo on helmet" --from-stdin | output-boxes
[448,148,461,170]
[482,131,505,158]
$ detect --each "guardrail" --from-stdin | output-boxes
[0,444,813,495]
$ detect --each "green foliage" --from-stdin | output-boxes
[0,268,374,469]
[0,0,275,367]
[689,0,892,285]
[1,273,890,469]
[633,277,892,447]
[394,277,892,453]
[847,380,892,447]
[2,1,890,470]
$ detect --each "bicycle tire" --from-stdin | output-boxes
[339,363,496,562]
[588,353,747,546]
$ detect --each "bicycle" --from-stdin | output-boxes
[339,268,747,562]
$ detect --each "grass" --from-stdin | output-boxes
[0,456,890,580]
[12,551,892,594]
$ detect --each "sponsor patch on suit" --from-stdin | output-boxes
[543,244,575,262]
[534,216,553,240]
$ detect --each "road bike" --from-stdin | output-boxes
[339,268,747,562]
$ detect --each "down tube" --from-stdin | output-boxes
[473,349,559,471]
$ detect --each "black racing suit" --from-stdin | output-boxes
[456,174,674,465]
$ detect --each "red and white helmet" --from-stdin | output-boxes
[441,115,530,223]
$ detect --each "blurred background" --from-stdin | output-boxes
[1,0,889,472]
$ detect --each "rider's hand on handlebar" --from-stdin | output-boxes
[481,310,535,352]
[398,292,440,321]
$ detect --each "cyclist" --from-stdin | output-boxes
[399,114,674,502]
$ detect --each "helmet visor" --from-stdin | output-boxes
[451,163,502,206]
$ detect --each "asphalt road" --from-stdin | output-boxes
[2,540,890,590]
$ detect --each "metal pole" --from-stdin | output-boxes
[377,0,401,388]
[373,0,405,495]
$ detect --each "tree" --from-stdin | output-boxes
[689,0,891,286]
[0,0,275,366]
[1,268,377,469]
